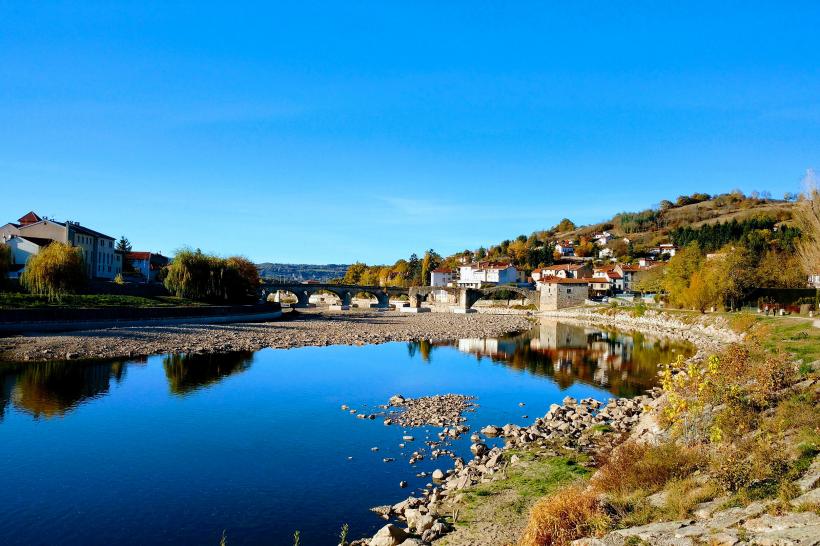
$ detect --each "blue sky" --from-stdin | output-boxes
[1,2,818,264]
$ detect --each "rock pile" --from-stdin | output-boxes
[386,394,477,428]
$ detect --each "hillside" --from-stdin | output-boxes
[256,263,349,282]
[558,193,796,249]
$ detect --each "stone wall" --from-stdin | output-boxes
[539,283,589,311]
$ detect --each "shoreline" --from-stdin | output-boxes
[0,309,534,363]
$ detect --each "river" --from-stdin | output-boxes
[0,319,692,545]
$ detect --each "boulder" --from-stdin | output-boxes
[470,442,487,456]
[432,469,445,481]
[389,394,406,406]
[369,524,409,546]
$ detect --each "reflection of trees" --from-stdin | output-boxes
[0,360,128,419]
[162,352,254,395]
[409,322,694,398]
[406,340,433,362]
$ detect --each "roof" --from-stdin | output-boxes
[16,235,55,247]
[432,268,455,273]
[466,261,514,270]
[18,211,42,225]
[127,252,152,260]
[543,263,587,271]
[68,222,115,240]
[541,276,596,284]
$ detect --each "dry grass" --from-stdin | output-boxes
[518,485,609,546]
[591,441,705,497]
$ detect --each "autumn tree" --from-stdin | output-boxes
[662,243,704,307]
[796,181,820,278]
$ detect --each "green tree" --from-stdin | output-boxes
[420,249,442,286]
[342,262,368,284]
[21,242,85,301]
[0,243,10,287]
[163,249,257,303]
[116,236,132,253]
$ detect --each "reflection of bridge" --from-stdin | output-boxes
[261,282,539,311]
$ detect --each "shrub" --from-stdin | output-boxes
[20,242,85,301]
[113,273,125,285]
[591,441,705,497]
[0,242,10,285]
[519,485,609,546]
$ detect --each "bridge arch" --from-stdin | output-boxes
[462,285,539,310]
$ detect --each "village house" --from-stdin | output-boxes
[532,263,593,284]
[539,277,590,310]
[649,243,678,259]
[593,267,624,293]
[593,231,613,246]
[126,252,170,283]
[457,262,518,288]
[554,240,575,257]
[809,272,820,289]
[1,211,122,280]
[430,267,455,287]
[615,262,664,293]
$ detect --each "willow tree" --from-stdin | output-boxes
[0,243,10,286]
[21,242,85,301]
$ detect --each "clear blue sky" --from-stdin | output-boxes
[2,2,818,264]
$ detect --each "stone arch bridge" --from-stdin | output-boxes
[261,282,539,311]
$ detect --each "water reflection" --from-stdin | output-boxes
[0,321,692,420]
[0,351,255,419]
[0,359,130,419]
[163,352,254,395]
[409,319,693,398]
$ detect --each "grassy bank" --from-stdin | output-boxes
[0,292,202,309]
[518,310,819,545]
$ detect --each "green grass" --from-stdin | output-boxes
[0,292,203,309]
[756,317,820,363]
[459,453,591,522]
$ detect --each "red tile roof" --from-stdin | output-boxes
[17,211,42,226]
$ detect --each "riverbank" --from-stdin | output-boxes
[0,309,534,363]
[354,306,820,546]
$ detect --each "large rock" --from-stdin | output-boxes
[470,442,487,456]
[369,524,409,546]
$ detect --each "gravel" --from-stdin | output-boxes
[0,309,533,362]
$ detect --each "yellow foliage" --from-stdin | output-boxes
[519,485,609,546]
[20,242,85,301]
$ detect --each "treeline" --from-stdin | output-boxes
[341,250,443,287]
[669,217,800,253]
[163,249,259,303]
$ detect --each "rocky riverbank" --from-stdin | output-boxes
[354,394,659,546]
[0,309,534,363]
[539,307,743,358]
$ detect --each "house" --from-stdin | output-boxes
[598,247,614,260]
[588,277,612,298]
[657,243,678,258]
[615,262,664,292]
[127,252,170,282]
[430,268,455,287]
[539,278,590,311]
[533,263,593,284]
[1,211,122,280]
[554,241,575,256]
[809,272,820,289]
[593,231,613,246]
[457,262,518,288]
[593,267,624,293]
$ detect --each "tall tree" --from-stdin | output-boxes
[796,180,820,278]
[116,236,132,253]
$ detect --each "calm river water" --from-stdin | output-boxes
[0,319,692,545]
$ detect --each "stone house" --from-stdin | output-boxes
[539,278,590,311]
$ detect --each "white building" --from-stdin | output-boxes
[430,268,455,287]
[457,262,518,288]
[554,241,575,256]
[1,211,122,280]
[810,272,820,289]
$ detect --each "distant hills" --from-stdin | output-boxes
[256,263,349,282]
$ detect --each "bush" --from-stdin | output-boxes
[519,485,609,546]
[0,242,10,286]
[20,242,85,301]
[163,249,258,303]
[592,441,705,497]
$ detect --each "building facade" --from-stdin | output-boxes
[430,268,455,287]
[457,262,518,288]
[539,278,590,311]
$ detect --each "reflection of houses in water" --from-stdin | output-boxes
[439,319,692,398]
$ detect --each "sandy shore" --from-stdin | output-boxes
[0,309,534,362]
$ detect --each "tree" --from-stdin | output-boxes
[556,218,576,232]
[343,262,368,284]
[633,266,664,294]
[21,242,85,301]
[796,181,820,279]
[420,249,442,286]
[662,243,704,307]
[164,249,258,303]
[408,253,422,286]
[0,243,10,287]
[116,236,132,253]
